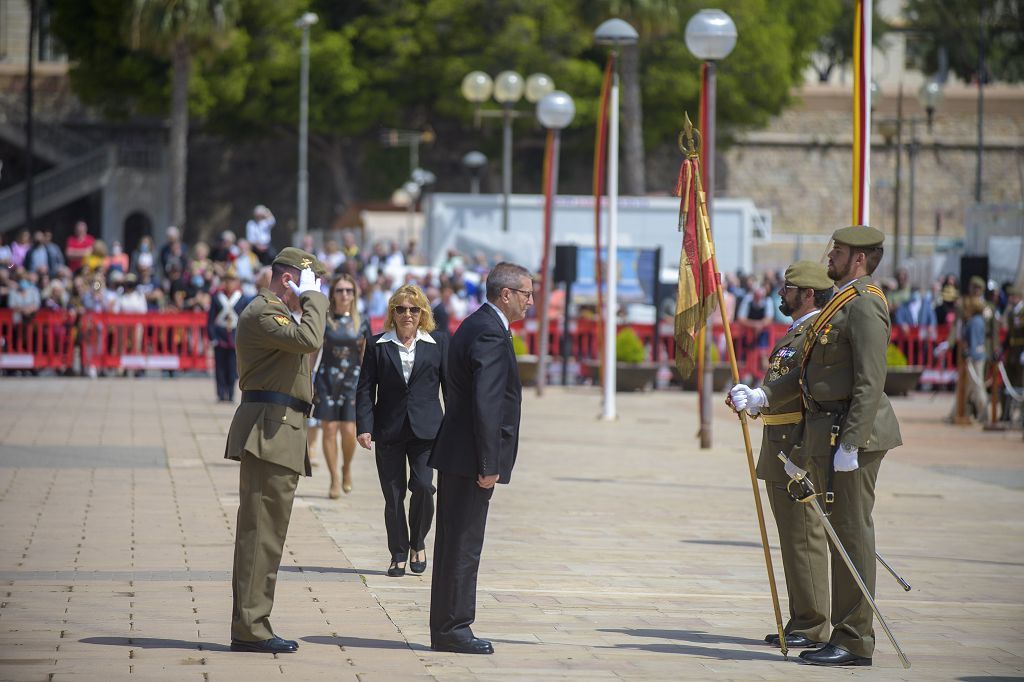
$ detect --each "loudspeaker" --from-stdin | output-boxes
[959,256,988,294]
[554,245,578,283]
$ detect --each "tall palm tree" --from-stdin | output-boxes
[132,0,236,230]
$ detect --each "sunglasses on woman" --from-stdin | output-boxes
[334,287,355,295]
[394,305,421,315]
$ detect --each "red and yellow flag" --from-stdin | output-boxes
[673,154,718,378]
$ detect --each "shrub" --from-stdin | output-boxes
[886,343,908,367]
[616,328,646,364]
[511,334,528,356]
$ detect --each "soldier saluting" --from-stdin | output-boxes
[225,247,329,654]
[730,226,902,667]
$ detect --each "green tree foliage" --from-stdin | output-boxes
[811,0,889,82]
[50,0,845,210]
[905,0,1024,83]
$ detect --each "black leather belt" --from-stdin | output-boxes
[241,390,312,416]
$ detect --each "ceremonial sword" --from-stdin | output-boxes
[777,453,911,669]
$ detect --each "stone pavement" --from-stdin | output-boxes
[1,377,1022,681]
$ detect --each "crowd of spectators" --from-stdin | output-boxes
[0,209,500,340]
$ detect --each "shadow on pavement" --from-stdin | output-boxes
[302,635,424,651]
[596,629,780,662]
[80,636,231,652]
[280,565,388,577]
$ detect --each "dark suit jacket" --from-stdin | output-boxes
[428,304,522,484]
[356,330,448,444]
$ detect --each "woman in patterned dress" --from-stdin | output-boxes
[313,273,372,498]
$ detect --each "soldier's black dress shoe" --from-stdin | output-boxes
[230,636,298,653]
[764,633,823,648]
[799,643,871,666]
[430,637,494,654]
[409,550,427,574]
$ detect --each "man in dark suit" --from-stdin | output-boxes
[428,262,532,655]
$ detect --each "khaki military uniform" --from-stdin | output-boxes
[226,286,328,642]
[763,276,902,658]
[756,315,829,644]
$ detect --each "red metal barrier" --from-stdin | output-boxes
[0,309,75,370]
[80,312,210,372]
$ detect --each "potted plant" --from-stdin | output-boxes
[512,334,539,386]
[884,343,923,396]
[669,342,733,391]
[613,328,659,392]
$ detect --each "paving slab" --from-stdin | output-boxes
[1,377,1022,681]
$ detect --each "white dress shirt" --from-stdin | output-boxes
[378,328,437,382]
[485,301,510,332]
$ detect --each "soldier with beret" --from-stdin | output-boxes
[732,261,834,650]
[225,247,328,654]
[731,226,902,667]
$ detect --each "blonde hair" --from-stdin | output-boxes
[384,284,436,333]
[329,273,361,331]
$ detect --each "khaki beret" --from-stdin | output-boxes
[968,275,986,289]
[832,225,885,248]
[273,247,327,277]
[784,260,834,290]
[1007,286,1022,297]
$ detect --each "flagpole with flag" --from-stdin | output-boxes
[852,0,872,224]
[673,114,787,656]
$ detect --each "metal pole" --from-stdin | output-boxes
[470,175,480,194]
[25,0,36,233]
[602,64,620,420]
[975,16,984,204]
[502,104,513,232]
[537,129,560,396]
[893,84,903,271]
[700,61,717,449]
[297,24,311,243]
[562,279,573,386]
[908,120,918,259]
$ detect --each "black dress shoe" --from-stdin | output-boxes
[799,643,871,666]
[230,636,298,654]
[387,560,406,577]
[431,637,494,654]
[764,633,823,648]
[409,550,427,574]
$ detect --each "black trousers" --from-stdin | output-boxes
[214,346,238,401]
[375,420,435,561]
[429,471,494,643]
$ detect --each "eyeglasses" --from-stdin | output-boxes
[333,287,355,295]
[780,283,800,293]
[394,305,421,315]
[508,288,534,300]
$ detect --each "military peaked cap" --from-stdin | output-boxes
[784,260,834,290]
[832,225,885,248]
[273,247,327,277]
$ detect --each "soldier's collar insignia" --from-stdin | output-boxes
[273,315,291,326]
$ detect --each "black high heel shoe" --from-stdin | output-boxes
[387,560,406,577]
[409,549,427,574]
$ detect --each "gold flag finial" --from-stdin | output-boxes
[678,111,701,160]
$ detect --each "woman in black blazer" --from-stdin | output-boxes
[356,284,447,577]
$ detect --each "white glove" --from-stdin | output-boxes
[783,457,806,481]
[934,341,949,356]
[747,404,761,417]
[834,443,860,472]
[729,384,767,412]
[288,267,321,297]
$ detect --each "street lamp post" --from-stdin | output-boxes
[461,70,554,232]
[461,151,487,194]
[685,8,736,449]
[595,18,639,421]
[295,11,318,245]
[535,91,576,396]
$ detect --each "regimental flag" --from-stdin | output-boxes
[673,155,718,378]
